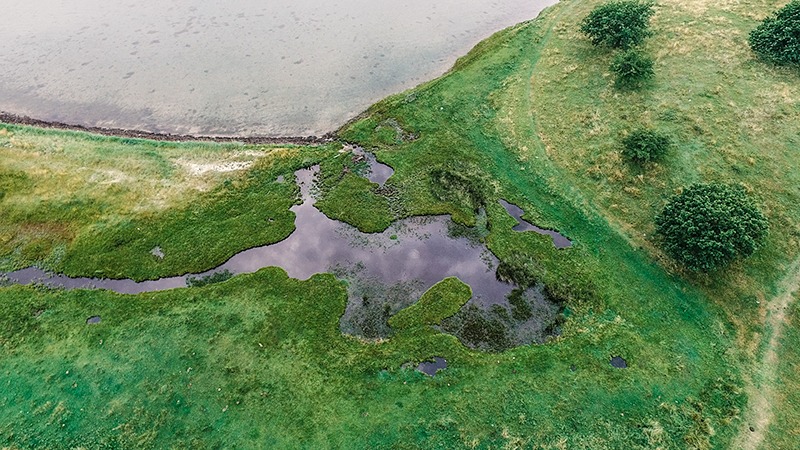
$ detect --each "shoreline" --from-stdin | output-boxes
[0,111,337,146]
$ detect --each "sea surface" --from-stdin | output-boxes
[0,0,556,136]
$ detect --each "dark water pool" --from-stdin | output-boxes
[416,357,447,376]
[610,356,628,369]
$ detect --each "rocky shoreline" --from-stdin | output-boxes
[0,111,337,146]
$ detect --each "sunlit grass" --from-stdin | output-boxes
[0,125,334,277]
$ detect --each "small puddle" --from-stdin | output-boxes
[86,316,101,325]
[349,145,394,186]
[416,357,447,376]
[610,356,627,369]
[499,199,571,249]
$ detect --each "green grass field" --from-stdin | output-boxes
[0,126,338,279]
[2,0,799,447]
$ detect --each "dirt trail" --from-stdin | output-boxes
[735,257,800,450]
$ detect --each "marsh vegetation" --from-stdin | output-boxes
[2,0,800,447]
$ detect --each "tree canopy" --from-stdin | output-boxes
[655,183,769,272]
[622,128,670,163]
[581,1,655,49]
[611,49,655,89]
[749,0,800,66]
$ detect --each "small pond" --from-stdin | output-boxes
[610,356,628,369]
[499,199,571,249]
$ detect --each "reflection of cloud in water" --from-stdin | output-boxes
[214,165,513,307]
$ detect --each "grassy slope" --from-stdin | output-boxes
[527,0,800,342]
[0,268,739,449]
[339,0,800,446]
[522,0,800,445]
[1,0,797,447]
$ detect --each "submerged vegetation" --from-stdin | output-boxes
[186,269,233,288]
[1,0,800,446]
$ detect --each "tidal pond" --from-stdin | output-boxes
[0,0,556,136]
[4,151,565,349]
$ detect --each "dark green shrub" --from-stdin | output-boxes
[655,183,769,272]
[581,1,655,49]
[622,128,671,163]
[749,1,800,66]
[611,50,655,89]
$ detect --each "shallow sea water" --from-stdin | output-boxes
[0,0,556,136]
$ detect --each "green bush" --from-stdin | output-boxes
[611,49,655,89]
[581,1,655,49]
[622,128,671,163]
[655,183,769,272]
[749,0,800,66]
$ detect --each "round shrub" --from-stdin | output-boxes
[611,49,654,89]
[581,1,655,49]
[655,183,769,272]
[749,1,800,66]
[622,128,671,163]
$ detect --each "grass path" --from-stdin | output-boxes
[737,256,800,450]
